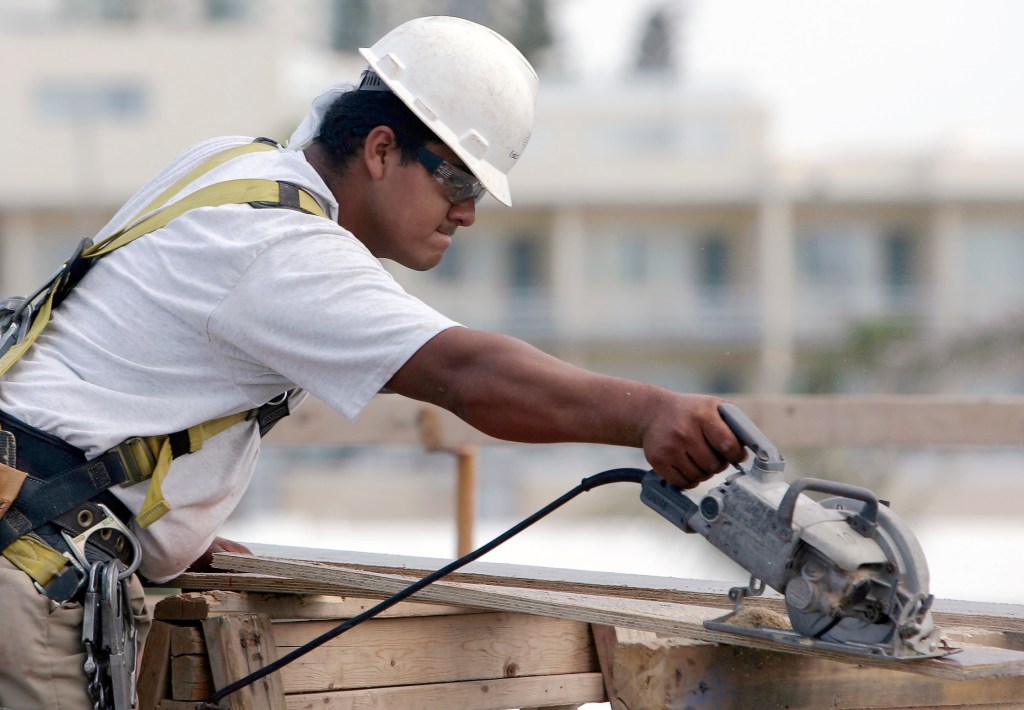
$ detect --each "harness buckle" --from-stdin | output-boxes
[112,437,157,485]
[60,503,142,581]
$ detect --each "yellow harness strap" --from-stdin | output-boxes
[2,142,328,584]
[3,534,68,587]
[0,143,326,379]
[133,410,252,528]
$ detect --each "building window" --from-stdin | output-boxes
[697,232,730,290]
[618,235,648,283]
[62,0,140,23]
[434,240,463,283]
[508,236,543,290]
[883,227,916,305]
[204,0,248,21]
[36,82,148,123]
[798,229,854,287]
[329,0,374,52]
[589,122,675,156]
[884,228,915,287]
[963,221,1024,316]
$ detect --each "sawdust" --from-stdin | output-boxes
[728,606,792,630]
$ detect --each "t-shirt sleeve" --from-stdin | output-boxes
[207,230,460,418]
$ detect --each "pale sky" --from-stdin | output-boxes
[555,0,1024,157]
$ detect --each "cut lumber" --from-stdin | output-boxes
[165,571,375,598]
[149,592,598,697]
[281,672,605,710]
[594,625,1024,710]
[170,655,212,702]
[154,589,475,622]
[270,611,596,693]
[138,619,172,710]
[211,552,1024,682]
[190,544,1024,635]
[202,613,284,710]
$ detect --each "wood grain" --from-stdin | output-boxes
[281,672,605,710]
[594,625,1024,710]
[211,553,1024,682]
[271,611,596,694]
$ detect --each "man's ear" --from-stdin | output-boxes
[363,125,398,180]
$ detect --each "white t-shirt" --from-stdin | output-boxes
[0,137,460,582]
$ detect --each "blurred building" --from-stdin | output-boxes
[3,0,1024,398]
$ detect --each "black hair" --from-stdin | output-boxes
[316,89,441,171]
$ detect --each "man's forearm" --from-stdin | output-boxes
[388,327,657,445]
[386,327,744,489]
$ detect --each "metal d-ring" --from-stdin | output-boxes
[61,504,142,580]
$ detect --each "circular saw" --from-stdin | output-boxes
[641,403,951,659]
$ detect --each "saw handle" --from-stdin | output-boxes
[718,403,784,474]
[778,478,879,537]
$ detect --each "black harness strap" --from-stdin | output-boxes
[0,388,296,555]
[0,412,134,553]
[249,180,319,214]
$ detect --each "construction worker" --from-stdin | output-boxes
[0,16,744,709]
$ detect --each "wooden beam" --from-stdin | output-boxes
[264,394,1024,448]
[270,611,596,694]
[202,613,285,710]
[154,589,476,622]
[183,545,1024,635]
[281,672,605,710]
[138,620,173,710]
[211,553,1024,682]
[593,625,1024,710]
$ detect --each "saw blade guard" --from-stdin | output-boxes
[801,495,943,658]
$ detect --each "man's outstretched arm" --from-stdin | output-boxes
[385,327,745,489]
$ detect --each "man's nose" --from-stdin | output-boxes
[448,198,477,228]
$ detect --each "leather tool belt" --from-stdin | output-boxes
[0,411,138,602]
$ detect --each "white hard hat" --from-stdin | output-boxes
[359,16,539,206]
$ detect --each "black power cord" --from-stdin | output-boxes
[202,466,647,707]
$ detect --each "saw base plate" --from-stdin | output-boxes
[704,610,958,660]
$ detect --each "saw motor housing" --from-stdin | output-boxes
[640,403,945,659]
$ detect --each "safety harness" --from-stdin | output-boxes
[0,138,329,599]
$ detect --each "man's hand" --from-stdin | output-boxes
[639,393,746,489]
[187,536,253,573]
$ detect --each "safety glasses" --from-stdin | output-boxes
[415,146,486,204]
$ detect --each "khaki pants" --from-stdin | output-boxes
[0,555,150,710]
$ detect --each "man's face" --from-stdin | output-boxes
[370,140,479,271]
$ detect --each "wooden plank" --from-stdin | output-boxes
[270,611,596,693]
[202,613,284,710]
[942,627,1024,652]
[154,589,475,622]
[594,625,1024,710]
[282,672,606,710]
[138,619,173,710]
[212,553,1024,682]
[169,625,206,656]
[235,544,742,604]
[208,545,1024,635]
[264,394,1024,448]
[170,655,213,702]
[159,572,380,598]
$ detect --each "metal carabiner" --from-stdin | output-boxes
[100,560,137,710]
[60,504,143,580]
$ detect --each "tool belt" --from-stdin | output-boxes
[0,412,146,709]
[0,410,139,602]
[0,391,294,599]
